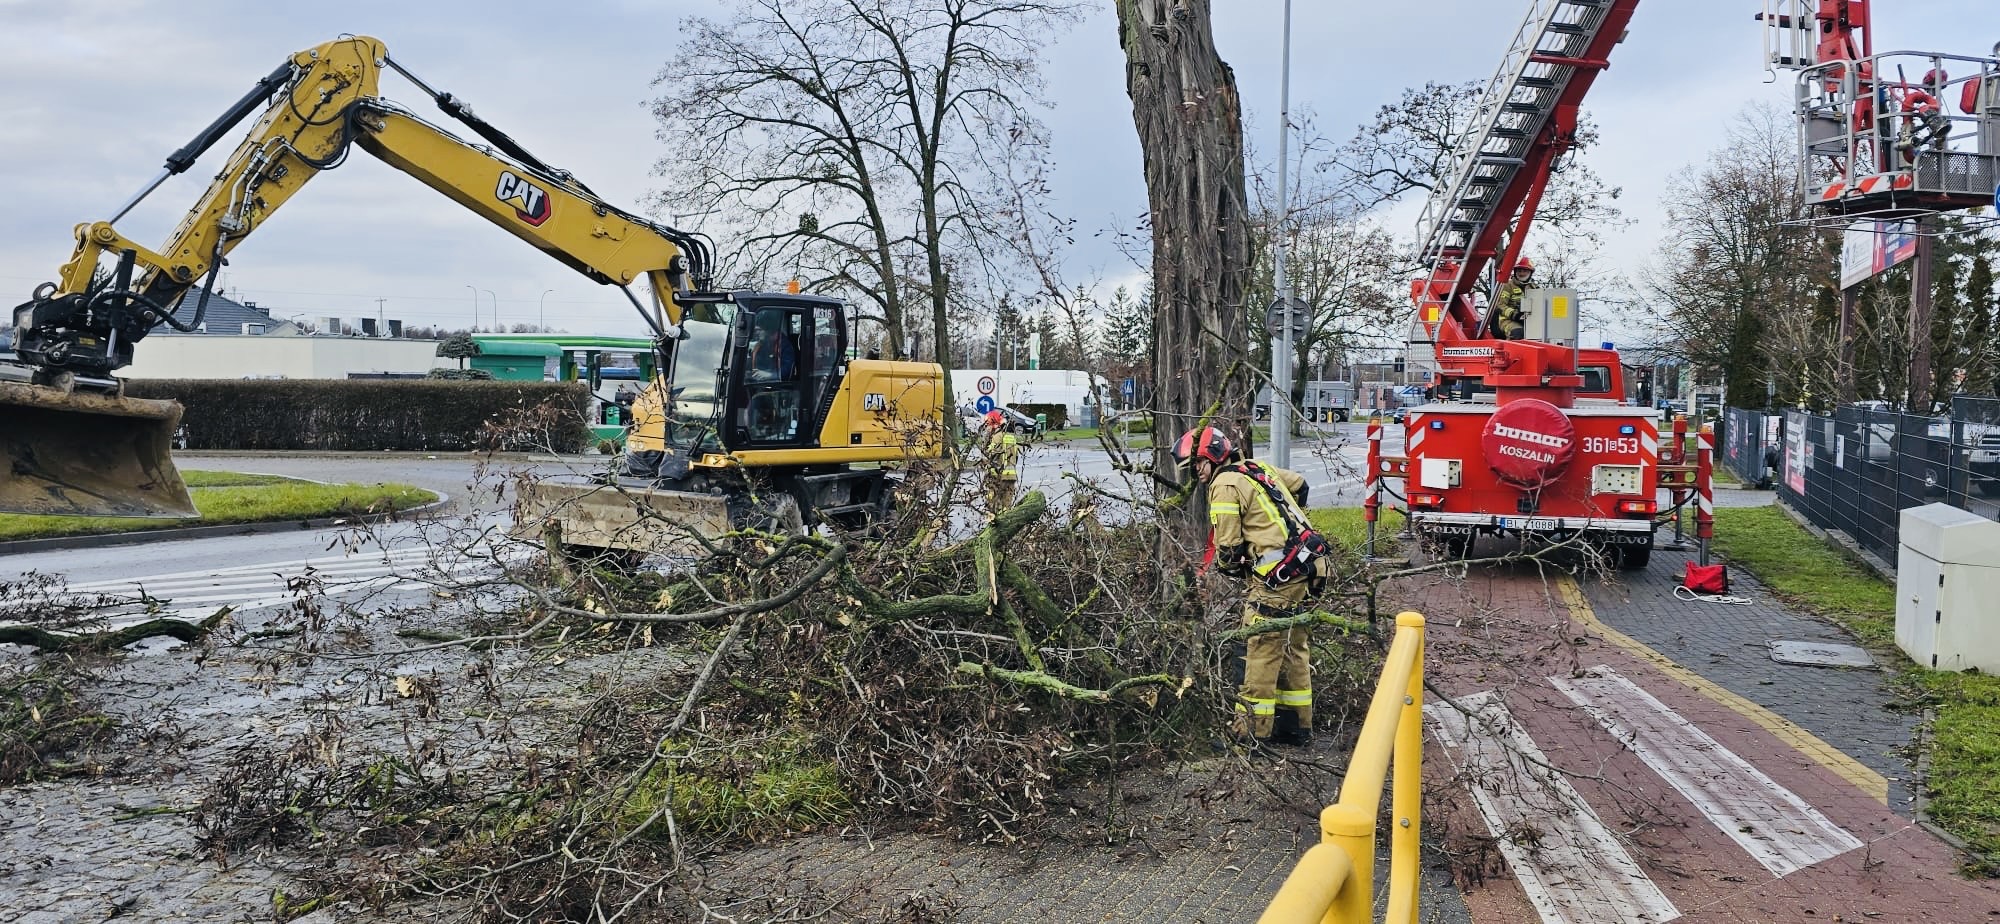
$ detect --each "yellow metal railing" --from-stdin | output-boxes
[1258,611,1427,924]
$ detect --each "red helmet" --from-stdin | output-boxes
[984,410,1004,426]
[1173,425,1235,467]
[1512,256,1535,275]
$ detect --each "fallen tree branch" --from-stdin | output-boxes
[1216,608,1368,641]
[953,662,1179,703]
[0,606,233,653]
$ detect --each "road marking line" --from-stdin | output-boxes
[1551,665,1863,877]
[1428,691,1682,924]
[1554,576,1890,805]
[68,562,481,597]
[65,553,484,592]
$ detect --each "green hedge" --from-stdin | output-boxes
[125,379,593,452]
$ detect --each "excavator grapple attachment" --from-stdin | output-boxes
[0,381,196,519]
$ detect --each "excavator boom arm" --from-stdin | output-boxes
[3,35,721,521]
[17,35,709,380]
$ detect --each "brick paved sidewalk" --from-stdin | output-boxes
[1580,543,1919,810]
[1397,558,1999,923]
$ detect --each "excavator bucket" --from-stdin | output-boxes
[515,474,732,557]
[0,381,196,519]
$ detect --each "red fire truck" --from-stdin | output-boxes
[1366,0,1708,570]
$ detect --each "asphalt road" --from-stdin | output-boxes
[3,424,1777,637]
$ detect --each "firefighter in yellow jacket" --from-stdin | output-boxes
[1493,257,1535,340]
[980,410,1021,509]
[1175,425,1326,747]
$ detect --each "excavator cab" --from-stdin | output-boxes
[723,295,846,451]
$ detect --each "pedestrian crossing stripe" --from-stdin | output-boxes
[1555,576,1888,804]
[1551,665,1862,877]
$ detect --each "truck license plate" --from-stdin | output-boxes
[1497,516,1560,531]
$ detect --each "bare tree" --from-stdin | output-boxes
[1336,81,1625,267]
[1115,0,1253,487]
[1243,118,1406,418]
[1644,105,1834,407]
[653,0,1077,410]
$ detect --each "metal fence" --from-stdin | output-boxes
[1726,398,2000,565]
[1721,407,1778,487]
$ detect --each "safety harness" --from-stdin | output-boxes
[1204,460,1332,590]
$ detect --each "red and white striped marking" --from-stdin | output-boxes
[1428,692,1682,924]
[1365,417,1382,487]
[1405,413,1426,455]
[1824,172,1915,199]
[1696,430,1715,530]
[1551,667,1863,877]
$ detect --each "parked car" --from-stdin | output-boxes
[964,406,1042,438]
[999,406,1042,436]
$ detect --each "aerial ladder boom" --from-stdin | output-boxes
[3,36,722,519]
[1377,0,1682,573]
[1409,0,1640,377]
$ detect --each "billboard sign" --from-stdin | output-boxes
[1783,410,1809,495]
[1840,220,1920,289]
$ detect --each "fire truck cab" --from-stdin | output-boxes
[1369,0,1701,571]
[1392,333,1665,569]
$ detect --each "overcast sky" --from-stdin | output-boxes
[2,0,1994,340]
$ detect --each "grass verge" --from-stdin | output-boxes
[1710,505,2000,871]
[1310,507,1406,565]
[0,470,437,542]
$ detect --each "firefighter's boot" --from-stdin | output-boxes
[1270,708,1314,748]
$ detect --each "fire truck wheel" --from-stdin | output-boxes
[1425,531,1472,562]
[1611,540,1652,571]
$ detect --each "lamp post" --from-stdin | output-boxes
[482,288,498,332]
[465,284,478,332]
[1269,0,1296,466]
[538,288,554,331]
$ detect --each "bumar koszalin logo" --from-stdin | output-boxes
[495,171,552,227]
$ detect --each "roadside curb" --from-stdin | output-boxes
[0,493,451,556]
[1773,499,1898,580]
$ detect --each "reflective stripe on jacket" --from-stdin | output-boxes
[1208,461,1310,576]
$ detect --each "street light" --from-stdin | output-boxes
[538,288,554,332]
[465,284,478,331]
[482,288,498,332]
[1269,0,1296,466]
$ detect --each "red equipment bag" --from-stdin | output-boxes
[1682,562,1728,594]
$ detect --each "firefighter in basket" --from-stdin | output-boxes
[1175,425,1332,748]
[1494,257,1535,340]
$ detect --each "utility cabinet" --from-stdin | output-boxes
[1896,504,2000,672]
[1521,287,1581,347]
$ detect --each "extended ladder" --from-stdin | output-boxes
[1409,0,1638,334]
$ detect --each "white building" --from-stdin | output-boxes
[125,335,445,380]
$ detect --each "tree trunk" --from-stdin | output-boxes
[1115,0,1252,491]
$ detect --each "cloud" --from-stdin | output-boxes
[5,0,1993,344]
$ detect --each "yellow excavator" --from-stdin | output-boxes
[2,35,944,549]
